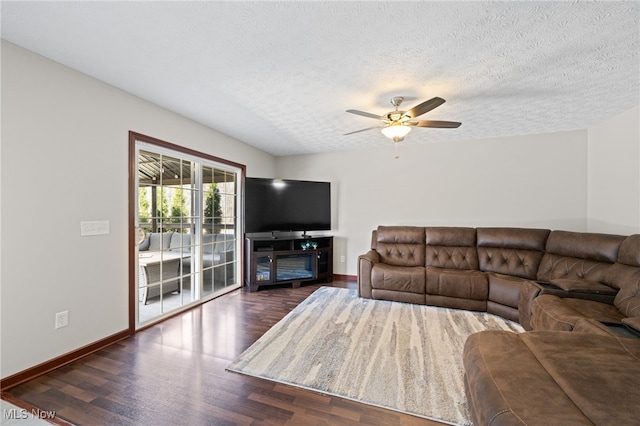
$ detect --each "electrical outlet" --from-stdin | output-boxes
[340,255,346,263]
[55,311,69,329]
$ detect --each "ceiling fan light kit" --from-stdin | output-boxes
[345,95,461,158]
[381,122,411,141]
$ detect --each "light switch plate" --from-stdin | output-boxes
[80,221,110,236]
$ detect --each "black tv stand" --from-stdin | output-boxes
[245,235,333,292]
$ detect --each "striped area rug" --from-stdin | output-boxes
[227,286,523,425]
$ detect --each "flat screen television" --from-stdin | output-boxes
[244,177,331,234]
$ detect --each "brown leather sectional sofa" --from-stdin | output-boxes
[358,226,640,425]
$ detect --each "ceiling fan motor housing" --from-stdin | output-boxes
[384,111,408,123]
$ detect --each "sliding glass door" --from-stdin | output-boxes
[132,134,243,327]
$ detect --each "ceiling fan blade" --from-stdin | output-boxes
[405,97,446,119]
[344,126,380,135]
[408,120,462,128]
[346,109,382,120]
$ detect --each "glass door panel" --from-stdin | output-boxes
[201,166,238,296]
[137,150,198,324]
[135,141,242,328]
[255,255,272,282]
[275,253,315,281]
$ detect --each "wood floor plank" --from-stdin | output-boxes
[5,281,444,425]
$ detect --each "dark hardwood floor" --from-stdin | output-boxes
[5,280,441,425]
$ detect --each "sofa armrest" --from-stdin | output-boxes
[530,294,586,331]
[358,250,380,299]
[519,280,592,330]
[518,280,548,330]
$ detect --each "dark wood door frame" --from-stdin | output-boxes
[128,131,246,332]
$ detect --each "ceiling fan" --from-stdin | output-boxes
[344,96,461,157]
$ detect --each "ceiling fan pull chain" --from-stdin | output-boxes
[394,141,400,159]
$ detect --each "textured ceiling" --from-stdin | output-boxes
[2,1,639,156]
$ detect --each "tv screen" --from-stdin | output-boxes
[244,178,331,233]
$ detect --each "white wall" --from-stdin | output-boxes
[587,105,640,234]
[3,38,638,379]
[0,41,277,378]
[277,130,589,276]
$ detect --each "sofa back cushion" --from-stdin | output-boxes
[202,234,215,254]
[477,227,550,279]
[426,227,478,270]
[611,269,640,317]
[148,231,174,251]
[536,231,625,283]
[606,234,640,317]
[170,232,192,252]
[214,234,236,254]
[616,234,640,267]
[165,232,235,255]
[604,238,640,291]
[375,226,426,267]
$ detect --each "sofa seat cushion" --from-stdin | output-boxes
[520,332,640,426]
[465,330,640,426]
[464,331,594,426]
[426,267,488,300]
[371,263,425,293]
[486,273,527,322]
[487,273,526,308]
[531,294,624,331]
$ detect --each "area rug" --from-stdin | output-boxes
[227,286,523,425]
